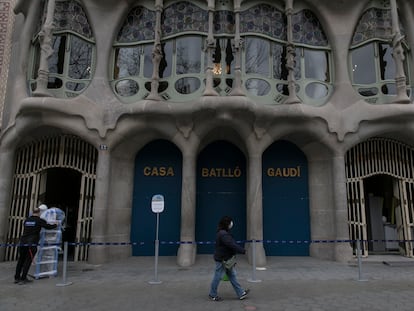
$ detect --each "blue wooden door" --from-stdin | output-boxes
[262,140,310,255]
[196,141,246,253]
[131,140,182,256]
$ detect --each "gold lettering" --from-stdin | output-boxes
[143,166,175,177]
[266,166,302,177]
[167,167,174,176]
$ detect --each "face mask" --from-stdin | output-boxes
[229,221,233,229]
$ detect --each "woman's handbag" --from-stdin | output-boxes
[223,255,236,269]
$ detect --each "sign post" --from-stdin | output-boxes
[149,194,164,285]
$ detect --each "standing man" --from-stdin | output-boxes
[14,204,57,284]
[208,216,249,301]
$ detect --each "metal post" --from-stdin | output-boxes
[149,213,162,284]
[56,241,73,286]
[247,240,262,283]
[356,239,367,282]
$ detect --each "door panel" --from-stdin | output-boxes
[347,179,368,256]
[196,141,246,254]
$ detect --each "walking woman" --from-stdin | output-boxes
[208,216,249,301]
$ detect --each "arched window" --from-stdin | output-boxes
[241,4,332,106]
[29,0,95,98]
[350,4,411,104]
[111,1,208,103]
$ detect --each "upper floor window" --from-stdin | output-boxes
[350,5,411,104]
[240,5,332,106]
[111,2,208,103]
[29,0,95,98]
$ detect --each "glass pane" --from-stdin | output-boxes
[225,38,234,74]
[305,82,328,99]
[160,41,172,78]
[32,42,41,79]
[379,43,395,80]
[115,79,138,96]
[175,77,201,94]
[276,83,289,95]
[294,48,301,80]
[304,49,329,82]
[358,87,378,97]
[49,35,66,74]
[66,81,85,92]
[69,36,93,79]
[245,37,269,75]
[382,83,396,95]
[176,37,202,74]
[272,43,287,80]
[351,44,376,84]
[114,47,141,79]
[47,77,63,89]
[245,78,270,96]
[144,44,153,78]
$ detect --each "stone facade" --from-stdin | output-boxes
[1,0,414,266]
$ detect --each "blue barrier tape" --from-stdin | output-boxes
[1,239,413,248]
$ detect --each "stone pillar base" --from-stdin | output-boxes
[177,243,197,267]
[334,242,353,262]
[88,236,107,264]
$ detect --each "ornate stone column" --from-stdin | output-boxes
[246,153,266,266]
[88,147,111,264]
[390,0,410,104]
[284,0,300,104]
[147,0,163,100]
[33,0,55,97]
[177,151,197,266]
[229,0,244,96]
[203,0,218,96]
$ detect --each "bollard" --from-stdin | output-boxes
[247,239,262,283]
[149,213,162,284]
[356,239,367,282]
[56,241,73,287]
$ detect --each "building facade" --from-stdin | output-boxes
[1,0,414,266]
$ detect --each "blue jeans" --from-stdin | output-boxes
[209,260,245,298]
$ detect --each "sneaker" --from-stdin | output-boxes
[209,295,222,301]
[239,289,250,300]
[14,278,20,284]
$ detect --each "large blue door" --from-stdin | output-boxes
[131,140,182,256]
[196,141,246,254]
[263,140,310,255]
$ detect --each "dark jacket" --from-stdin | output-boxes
[213,229,245,262]
[20,215,57,245]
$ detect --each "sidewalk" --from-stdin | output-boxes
[2,255,414,311]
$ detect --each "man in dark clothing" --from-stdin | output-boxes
[208,216,249,301]
[14,205,57,284]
